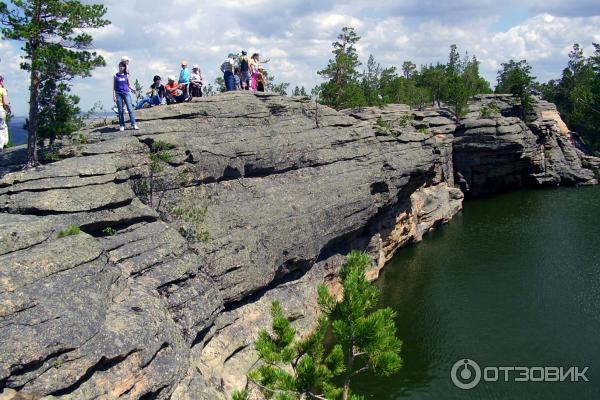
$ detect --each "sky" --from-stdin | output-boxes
[1,0,599,116]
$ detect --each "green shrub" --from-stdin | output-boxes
[102,227,117,236]
[57,225,81,238]
[375,116,390,129]
[231,389,249,400]
[480,103,501,118]
[173,206,210,243]
[40,150,61,163]
[397,113,414,127]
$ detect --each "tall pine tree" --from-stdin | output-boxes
[0,0,109,166]
[317,27,364,110]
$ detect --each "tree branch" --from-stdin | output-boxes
[352,365,369,376]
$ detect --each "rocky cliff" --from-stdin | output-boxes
[0,93,597,399]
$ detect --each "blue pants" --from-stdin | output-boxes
[116,92,136,127]
[224,71,235,91]
[136,95,161,109]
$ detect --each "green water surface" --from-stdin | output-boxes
[353,186,600,399]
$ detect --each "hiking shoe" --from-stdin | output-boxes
[119,126,125,132]
[133,124,140,130]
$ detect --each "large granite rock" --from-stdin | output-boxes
[0,92,594,399]
[453,95,597,196]
[0,93,462,399]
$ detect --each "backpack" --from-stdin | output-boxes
[240,57,249,72]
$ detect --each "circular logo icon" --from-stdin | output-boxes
[451,359,481,390]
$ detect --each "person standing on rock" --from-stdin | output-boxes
[178,60,192,101]
[112,56,132,114]
[239,50,251,90]
[190,65,203,97]
[220,55,236,92]
[113,61,139,131]
[0,75,12,151]
[249,53,261,91]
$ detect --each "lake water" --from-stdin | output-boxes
[353,186,600,399]
[7,116,27,145]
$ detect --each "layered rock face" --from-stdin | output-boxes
[454,94,597,196]
[0,93,595,399]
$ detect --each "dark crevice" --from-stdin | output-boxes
[221,266,243,275]
[1,198,134,216]
[157,272,197,295]
[6,348,76,387]
[50,349,141,396]
[370,181,390,195]
[139,385,168,400]
[0,178,125,195]
[241,156,366,181]
[141,343,170,369]
[191,324,214,348]
[223,258,314,313]
[223,344,250,365]
[196,319,237,350]
[79,215,158,237]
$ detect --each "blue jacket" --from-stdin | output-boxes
[179,68,190,84]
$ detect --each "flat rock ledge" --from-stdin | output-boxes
[0,92,597,399]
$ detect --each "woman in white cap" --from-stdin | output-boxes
[190,65,203,98]
[113,56,132,114]
[121,56,131,73]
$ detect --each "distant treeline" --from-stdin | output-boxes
[307,27,599,152]
[538,44,600,151]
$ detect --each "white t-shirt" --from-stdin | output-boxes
[190,71,202,82]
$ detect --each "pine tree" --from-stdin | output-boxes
[215,77,227,93]
[0,0,109,167]
[246,301,343,399]
[541,43,600,150]
[317,27,363,110]
[495,59,536,120]
[36,80,82,145]
[361,54,382,106]
[263,70,290,95]
[446,44,461,76]
[319,251,402,400]
[244,251,403,400]
[419,64,447,107]
[402,60,417,80]
[292,86,308,97]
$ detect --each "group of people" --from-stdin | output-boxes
[220,51,266,92]
[110,50,268,131]
[112,56,206,131]
[0,75,12,151]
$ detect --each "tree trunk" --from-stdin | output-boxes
[26,67,40,167]
[25,0,42,168]
[342,345,354,400]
